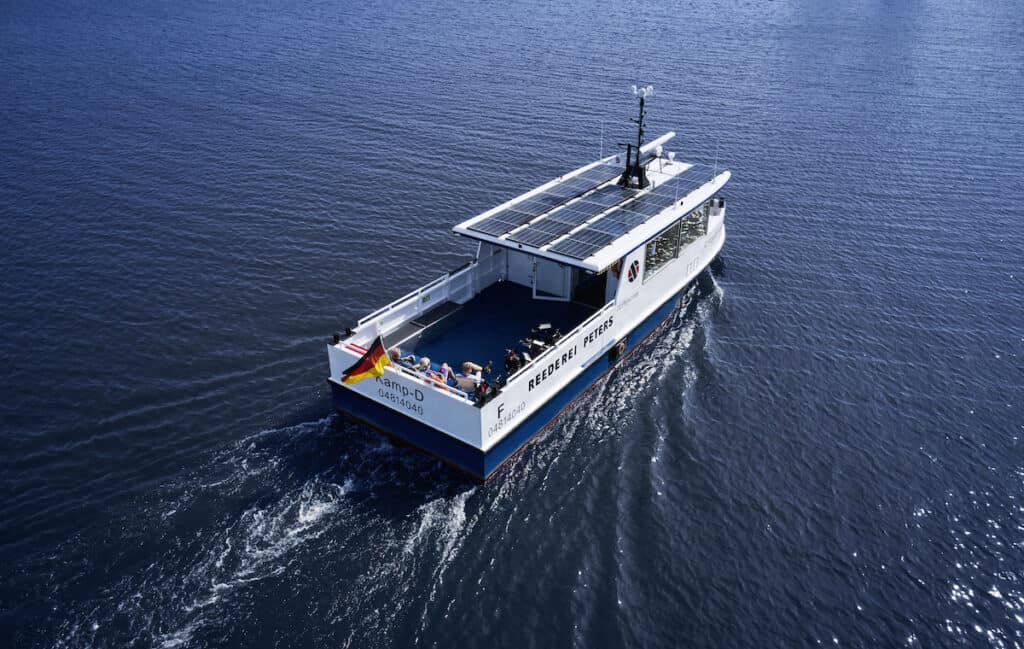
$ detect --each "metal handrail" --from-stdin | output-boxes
[356,262,476,327]
[502,299,617,388]
[386,362,474,403]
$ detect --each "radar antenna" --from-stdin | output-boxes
[618,85,654,189]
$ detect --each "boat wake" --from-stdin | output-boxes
[53,273,722,648]
[502,270,723,487]
[53,417,478,649]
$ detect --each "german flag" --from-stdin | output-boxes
[341,335,392,384]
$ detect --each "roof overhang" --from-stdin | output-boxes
[453,132,730,272]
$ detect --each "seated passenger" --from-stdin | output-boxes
[423,362,462,393]
[414,357,431,373]
[504,348,522,374]
[424,367,448,387]
[454,373,478,393]
[461,360,493,375]
[389,347,417,368]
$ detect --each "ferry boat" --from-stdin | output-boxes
[327,87,730,480]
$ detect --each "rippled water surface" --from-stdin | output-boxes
[2,0,1022,646]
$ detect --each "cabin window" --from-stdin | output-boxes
[644,199,714,282]
[678,199,711,248]
[643,221,681,281]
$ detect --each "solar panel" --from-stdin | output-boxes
[507,228,563,247]
[548,237,611,260]
[594,209,647,230]
[470,195,563,236]
[585,218,631,236]
[564,229,615,245]
[506,193,565,216]
[508,201,606,247]
[468,164,624,238]
[547,163,716,261]
[543,203,597,226]
[629,193,679,217]
[579,185,637,208]
[505,180,643,249]
[541,177,595,200]
[468,214,526,236]
[575,164,621,185]
[526,218,567,235]
[648,164,715,199]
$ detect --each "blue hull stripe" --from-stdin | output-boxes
[331,286,685,479]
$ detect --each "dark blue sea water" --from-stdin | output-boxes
[2,0,1022,646]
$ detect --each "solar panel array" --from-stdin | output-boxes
[465,159,717,264]
[467,163,622,237]
[549,164,716,260]
[507,185,637,247]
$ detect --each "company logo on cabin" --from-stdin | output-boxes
[627,260,640,282]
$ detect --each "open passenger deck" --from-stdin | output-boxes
[391,281,599,384]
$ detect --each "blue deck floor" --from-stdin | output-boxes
[410,281,597,377]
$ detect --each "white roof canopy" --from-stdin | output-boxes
[453,133,730,272]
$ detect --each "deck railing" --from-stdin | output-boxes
[344,259,507,407]
[502,299,618,389]
[388,362,475,403]
[356,262,477,330]
[384,297,617,406]
[357,274,449,327]
[340,337,475,404]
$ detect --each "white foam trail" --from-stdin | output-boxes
[405,489,474,564]
[237,479,348,575]
[525,276,722,486]
[411,489,477,641]
[156,623,200,649]
[151,478,350,647]
[57,417,352,649]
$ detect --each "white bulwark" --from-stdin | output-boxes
[328,94,730,479]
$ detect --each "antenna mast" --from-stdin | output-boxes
[618,85,654,189]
